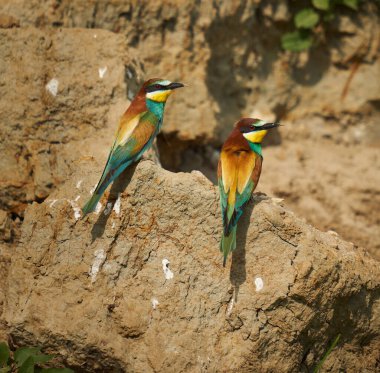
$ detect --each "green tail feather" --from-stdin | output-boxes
[81,192,102,217]
[220,226,237,267]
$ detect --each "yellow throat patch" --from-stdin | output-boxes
[146,89,172,102]
[243,130,268,143]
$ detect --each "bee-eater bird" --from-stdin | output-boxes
[82,78,184,216]
[218,118,280,266]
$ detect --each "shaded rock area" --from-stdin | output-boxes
[1,160,379,372]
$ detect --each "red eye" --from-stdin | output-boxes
[155,84,161,89]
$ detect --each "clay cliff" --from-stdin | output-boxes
[0,1,379,372]
[1,0,379,259]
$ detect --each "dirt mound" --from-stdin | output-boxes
[1,160,379,372]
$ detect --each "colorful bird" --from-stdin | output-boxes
[218,118,280,266]
[82,78,184,216]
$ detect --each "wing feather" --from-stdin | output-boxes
[219,149,262,235]
[94,111,159,194]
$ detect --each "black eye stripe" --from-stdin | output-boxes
[145,83,166,93]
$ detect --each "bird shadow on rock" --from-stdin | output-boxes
[229,196,261,303]
[90,163,138,242]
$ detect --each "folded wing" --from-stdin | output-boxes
[218,149,262,236]
[94,111,159,195]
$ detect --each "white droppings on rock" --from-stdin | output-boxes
[90,249,106,283]
[67,199,81,220]
[73,207,81,220]
[162,259,174,280]
[226,296,234,316]
[90,184,97,195]
[113,194,121,215]
[48,199,57,208]
[75,195,80,202]
[45,78,59,96]
[95,202,102,215]
[103,202,113,216]
[111,222,116,229]
[151,298,159,309]
[98,66,107,79]
[76,180,83,189]
[271,197,284,205]
[254,277,264,292]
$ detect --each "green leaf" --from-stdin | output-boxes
[281,31,313,52]
[323,11,335,22]
[312,0,330,10]
[0,367,11,373]
[313,334,341,373]
[340,0,359,10]
[40,369,74,373]
[14,347,41,367]
[19,356,35,373]
[32,354,54,364]
[0,343,10,366]
[295,9,320,29]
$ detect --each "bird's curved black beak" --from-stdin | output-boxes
[260,122,280,130]
[239,122,280,133]
[167,82,184,90]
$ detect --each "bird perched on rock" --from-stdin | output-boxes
[218,118,279,266]
[82,78,184,216]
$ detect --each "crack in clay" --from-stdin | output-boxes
[287,248,300,297]
[277,233,298,248]
[104,227,128,285]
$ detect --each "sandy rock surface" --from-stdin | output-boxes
[0,26,141,217]
[2,160,379,372]
[187,138,380,261]
[2,0,380,144]
[0,4,379,370]
[0,2,379,262]
[261,140,380,262]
